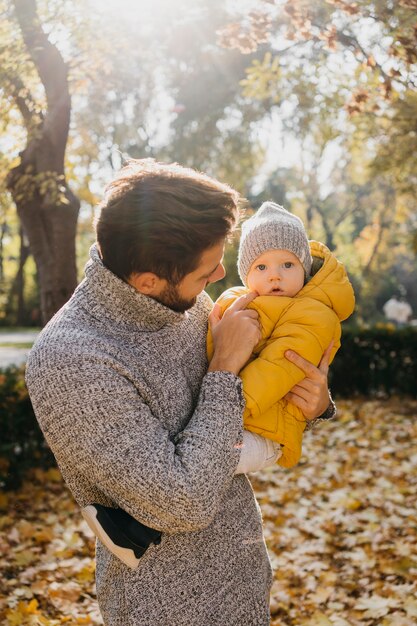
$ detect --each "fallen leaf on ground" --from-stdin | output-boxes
[0,397,416,625]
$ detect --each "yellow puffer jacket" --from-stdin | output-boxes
[207,241,355,468]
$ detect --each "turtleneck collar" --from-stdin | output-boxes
[77,244,188,332]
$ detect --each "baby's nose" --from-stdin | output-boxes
[269,271,280,280]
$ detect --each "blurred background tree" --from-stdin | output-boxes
[218,0,417,319]
[1,0,80,324]
[0,0,416,325]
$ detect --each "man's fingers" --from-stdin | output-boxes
[287,379,316,395]
[285,348,331,420]
[284,350,321,379]
[227,291,258,312]
[284,391,308,412]
[208,303,222,329]
[318,341,334,375]
[285,382,317,402]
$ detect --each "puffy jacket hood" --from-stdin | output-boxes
[214,241,355,325]
[297,240,355,321]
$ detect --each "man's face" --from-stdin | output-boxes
[156,240,226,312]
[247,249,305,297]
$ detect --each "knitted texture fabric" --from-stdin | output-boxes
[25,245,272,626]
[238,202,312,285]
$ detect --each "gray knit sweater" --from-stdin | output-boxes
[26,245,272,626]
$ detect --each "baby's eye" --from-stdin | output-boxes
[283,262,294,269]
[256,264,267,271]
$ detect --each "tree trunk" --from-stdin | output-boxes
[6,0,80,324]
[7,162,79,324]
[0,221,6,282]
[5,226,31,324]
[15,226,30,325]
[319,212,335,251]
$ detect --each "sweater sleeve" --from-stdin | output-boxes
[26,353,244,535]
[241,298,341,421]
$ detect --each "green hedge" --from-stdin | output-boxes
[0,366,55,490]
[330,326,417,398]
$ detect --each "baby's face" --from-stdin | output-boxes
[247,249,305,297]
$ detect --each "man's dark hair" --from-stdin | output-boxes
[95,159,241,284]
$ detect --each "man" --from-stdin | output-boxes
[26,159,335,626]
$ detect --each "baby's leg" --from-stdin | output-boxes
[235,430,282,474]
[81,504,161,569]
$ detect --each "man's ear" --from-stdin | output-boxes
[128,272,166,296]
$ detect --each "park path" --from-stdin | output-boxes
[0,329,40,368]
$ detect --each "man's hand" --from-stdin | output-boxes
[208,292,261,375]
[283,342,333,420]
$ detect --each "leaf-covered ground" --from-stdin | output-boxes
[1,398,416,626]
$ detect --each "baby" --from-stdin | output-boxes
[207,201,355,468]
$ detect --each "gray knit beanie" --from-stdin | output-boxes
[238,202,312,286]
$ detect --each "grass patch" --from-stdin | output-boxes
[0,342,34,348]
[0,327,40,333]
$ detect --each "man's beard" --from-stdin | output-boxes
[154,282,197,313]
